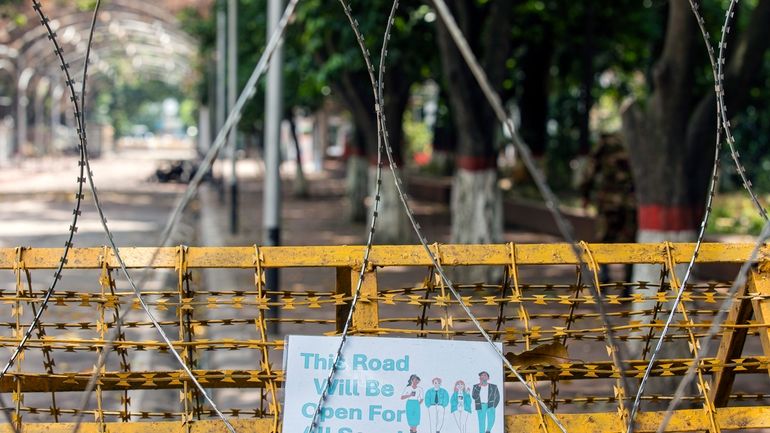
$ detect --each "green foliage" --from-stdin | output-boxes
[75,0,100,12]
[95,79,192,137]
[175,0,770,208]
[706,193,767,235]
[0,0,25,25]
[403,111,431,162]
[725,49,770,195]
[180,0,436,139]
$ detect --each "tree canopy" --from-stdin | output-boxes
[175,0,770,199]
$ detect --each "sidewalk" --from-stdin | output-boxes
[197,161,564,289]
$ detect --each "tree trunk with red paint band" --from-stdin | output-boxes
[433,0,513,282]
[366,71,411,244]
[334,63,410,238]
[623,0,770,242]
[637,205,701,232]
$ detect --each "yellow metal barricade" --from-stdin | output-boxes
[0,243,768,432]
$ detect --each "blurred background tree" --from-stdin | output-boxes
[6,0,769,244]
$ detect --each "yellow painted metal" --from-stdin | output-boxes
[508,243,550,432]
[709,271,752,406]
[0,407,767,433]
[0,419,273,433]
[0,243,767,269]
[750,268,770,379]
[506,407,770,432]
[663,243,719,433]
[0,242,769,432]
[336,267,379,332]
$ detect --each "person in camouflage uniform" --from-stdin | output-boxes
[580,133,637,283]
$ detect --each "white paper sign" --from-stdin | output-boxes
[283,335,504,433]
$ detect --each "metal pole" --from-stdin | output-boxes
[215,5,227,203]
[198,105,210,157]
[263,0,284,301]
[50,85,62,155]
[227,0,239,234]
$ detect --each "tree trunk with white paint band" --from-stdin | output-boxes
[346,155,368,223]
[368,166,411,244]
[450,168,503,283]
[629,226,697,407]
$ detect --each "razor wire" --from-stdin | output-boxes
[630,0,770,429]
[306,0,389,429]
[0,0,96,429]
[307,0,401,430]
[8,1,767,432]
[715,0,768,222]
[67,1,302,431]
[626,0,728,429]
[652,1,770,431]
[655,220,770,432]
[427,0,637,426]
[310,0,635,430]
[0,1,91,383]
[19,1,238,432]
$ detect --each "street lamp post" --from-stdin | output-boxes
[227,0,239,234]
[263,0,284,313]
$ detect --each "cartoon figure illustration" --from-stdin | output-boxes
[401,374,424,433]
[450,380,472,433]
[471,371,500,433]
[424,377,449,433]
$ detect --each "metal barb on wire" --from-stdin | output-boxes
[307,0,391,429]
[22,1,253,432]
[0,1,95,430]
[157,0,301,249]
[429,0,633,428]
[655,221,770,433]
[313,0,594,431]
[627,1,727,430]
[68,0,302,431]
[642,2,768,432]
[715,0,768,222]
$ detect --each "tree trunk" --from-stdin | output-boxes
[622,0,700,252]
[369,167,411,244]
[346,153,368,223]
[312,108,328,172]
[434,0,512,282]
[450,167,503,282]
[622,2,770,399]
[518,15,552,158]
[346,127,369,223]
[333,66,411,242]
[288,115,309,198]
[624,0,770,248]
[367,68,412,244]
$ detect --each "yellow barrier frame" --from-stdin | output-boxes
[0,243,769,432]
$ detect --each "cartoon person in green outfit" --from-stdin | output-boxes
[401,374,424,432]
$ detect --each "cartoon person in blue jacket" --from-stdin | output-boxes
[450,379,472,433]
[424,377,449,433]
